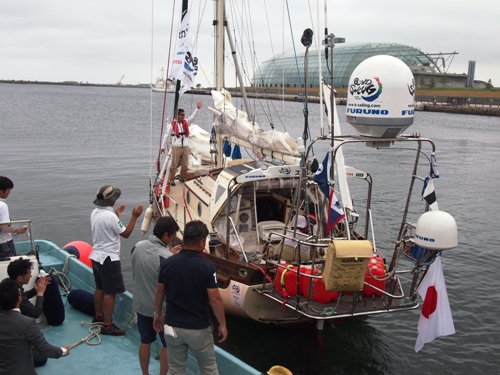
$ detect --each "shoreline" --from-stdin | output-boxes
[2,80,499,117]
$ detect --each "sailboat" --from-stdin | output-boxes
[145,0,458,339]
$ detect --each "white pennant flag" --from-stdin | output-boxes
[415,256,455,352]
[169,8,198,95]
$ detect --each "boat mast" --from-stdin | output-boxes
[215,0,224,91]
[224,12,252,120]
[214,0,224,168]
[324,2,336,238]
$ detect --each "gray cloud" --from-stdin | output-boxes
[1,0,498,86]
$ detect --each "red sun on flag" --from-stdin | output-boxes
[421,286,438,319]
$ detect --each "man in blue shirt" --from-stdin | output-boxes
[153,220,227,375]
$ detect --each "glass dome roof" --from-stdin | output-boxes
[252,42,434,89]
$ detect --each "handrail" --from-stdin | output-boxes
[268,230,331,248]
[227,216,248,263]
[3,220,36,261]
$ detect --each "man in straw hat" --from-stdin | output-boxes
[89,185,143,335]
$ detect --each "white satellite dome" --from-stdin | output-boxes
[346,55,416,138]
[414,210,458,250]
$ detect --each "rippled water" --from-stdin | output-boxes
[2,83,499,374]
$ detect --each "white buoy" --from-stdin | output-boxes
[141,205,154,235]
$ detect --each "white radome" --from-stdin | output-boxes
[346,55,416,138]
[415,210,458,250]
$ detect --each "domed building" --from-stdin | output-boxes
[251,42,477,89]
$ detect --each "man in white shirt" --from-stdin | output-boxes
[89,185,143,335]
[0,176,27,258]
[161,102,203,186]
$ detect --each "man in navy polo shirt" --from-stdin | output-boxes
[153,220,227,375]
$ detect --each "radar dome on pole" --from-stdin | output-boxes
[346,55,416,138]
[414,210,458,251]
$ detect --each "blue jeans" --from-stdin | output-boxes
[165,326,218,375]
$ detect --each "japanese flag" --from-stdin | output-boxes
[415,256,455,352]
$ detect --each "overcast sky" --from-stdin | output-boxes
[1,0,498,87]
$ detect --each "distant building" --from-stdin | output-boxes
[252,42,487,90]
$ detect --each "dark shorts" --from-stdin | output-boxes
[91,257,125,295]
[0,240,16,257]
[137,313,167,346]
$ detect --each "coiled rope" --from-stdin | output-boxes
[68,323,102,349]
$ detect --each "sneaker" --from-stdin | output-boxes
[179,178,186,183]
[92,315,104,324]
[100,322,126,336]
[170,181,176,186]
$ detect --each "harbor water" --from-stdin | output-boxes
[1,83,499,374]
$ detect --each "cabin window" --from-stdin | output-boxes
[186,190,191,204]
[197,202,202,216]
[213,184,259,253]
[214,184,226,206]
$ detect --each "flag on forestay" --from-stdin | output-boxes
[422,177,439,211]
[169,7,199,95]
[430,153,440,178]
[415,256,455,352]
[313,153,345,234]
[421,153,440,210]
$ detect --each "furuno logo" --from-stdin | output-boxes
[347,108,389,115]
[415,234,436,243]
[245,175,265,179]
[401,110,414,115]
[350,77,383,102]
[279,167,291,175]
[408,78,416,96]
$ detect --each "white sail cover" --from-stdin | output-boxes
[209,90,299,157]
[189,124,212,163]
[323,83,353,212]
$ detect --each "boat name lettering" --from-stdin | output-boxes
[341,258,365,263]
[346,108,389,115]
[245,175,266,179]
[279,167,291,175]
[415,234,436,243]
[402,110,414,115]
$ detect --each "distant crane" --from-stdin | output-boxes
[117,74,125,85]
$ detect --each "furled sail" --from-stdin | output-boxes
[209,90,299,159]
